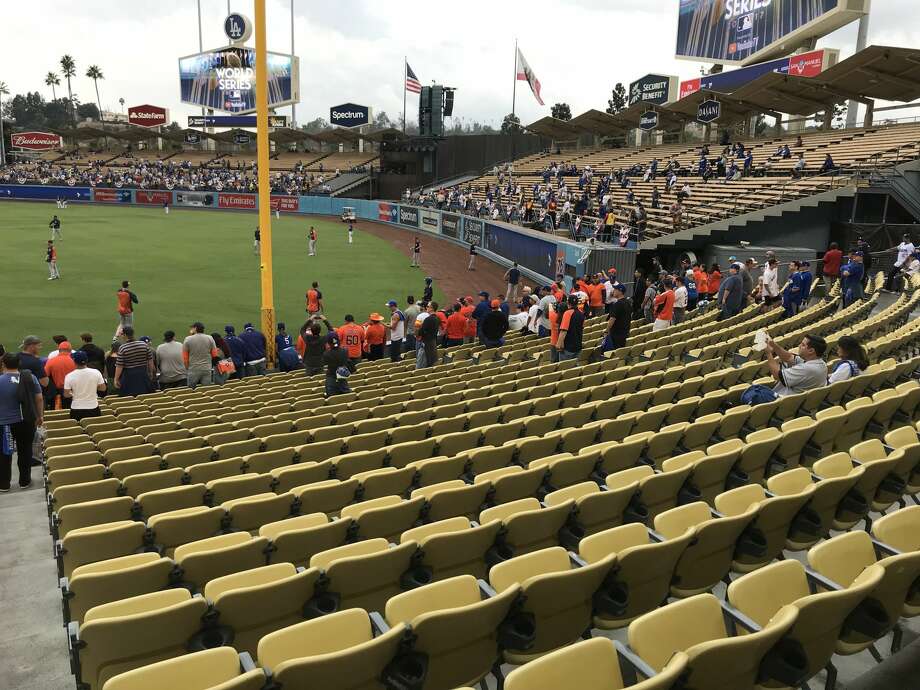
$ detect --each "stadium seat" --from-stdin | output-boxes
[260,513,353,568]
[727,559,886,688]
[172,532,270,591]
[147,506,225,557]
[872,505,920,551]
[544,480,639,542]
[100,647,265,690]
[344,495,425,541]
[383,574,522,689]
[255,609,407,690]
[479,498,573,561]
[489,546,613,662]
[402,517,502,581]
[579,523,693,629]
[71,588,209,690]
[628,593,800,690]
[653,501,757,597]
[200,563,322,657]
[812,452,898,530]
[503,637,687,690]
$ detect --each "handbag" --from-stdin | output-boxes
[16,371,39,423]
[216,358,236,375]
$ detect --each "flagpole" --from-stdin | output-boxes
[511,38,518,162]
[403,57,407,134]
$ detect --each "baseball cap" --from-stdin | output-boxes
[386,300,398,307]
[243,323,254,330]
[613,283,627,293]
[490,299,500,308]
[224,325,235,334]
[21,335,41,347]
[277,322,286,330]
[139,337,151,344]
[58,341,73,351]
[71,350,88,365]
[607,268,617,275]
[728,255,738,261]
[479,291,489,298]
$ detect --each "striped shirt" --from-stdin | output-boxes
[116,340,153,369]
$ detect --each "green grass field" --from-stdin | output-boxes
[0,201,443,349]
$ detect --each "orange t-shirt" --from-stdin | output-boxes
[653,290,675,321]
[365,323,386,346]
[117,290,132,315]
[709,271,722,294]
[587,284,604,308]
[461,305,476,338]
[697,271,709,294]
[549,308,560,346]
[306,289,321,312]
[552,286,565,304]
[336,323,365,358]
[446,312,467,340]
[46,354,76,389]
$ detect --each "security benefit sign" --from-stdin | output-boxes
[697,99,722,124]
[628,74,678,107]
[462,218,484,246]
[330,103,370,128]
[639,111,659,131]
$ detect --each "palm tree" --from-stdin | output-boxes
[86,65,104,122]
[0,82,9,164]
[118,97,125,113]
[45,72,60,101]
[60,54,76,125]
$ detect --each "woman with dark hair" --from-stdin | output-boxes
[708,263,722,300]
[829,335,869,384]
[211,332,232,385]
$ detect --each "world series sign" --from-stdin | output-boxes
[639,111,659,131]
[697,99,722,124]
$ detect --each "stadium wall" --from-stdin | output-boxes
[0,185,635,288]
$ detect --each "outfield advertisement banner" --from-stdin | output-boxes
[269,195,299,212]
[397,205,419,228]
[484,223,557,278]
[0,185,91,200]
[93,188,133,203]
[136,190,174,205]
[441,212,460,239]
[218,193,256,209]
[461,217,484,246]
[377,202,397,222]
[174,191,216,207]
[419,209,441,234]
[679,48,832,98]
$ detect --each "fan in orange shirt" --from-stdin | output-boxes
[445,303,468,347]
[336,315,365,361]
[364,313,387,360]
[45,341,76,408]
[586,279,605,317]
[461,297,477,343]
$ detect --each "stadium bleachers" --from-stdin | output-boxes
[32,271,920,689]
[457,122,920,240]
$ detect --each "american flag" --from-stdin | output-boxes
[405,62,421,93]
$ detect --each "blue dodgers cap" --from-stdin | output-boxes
[243,323,254,330]
[139,336,151,343]
[225,325,235,334]
[478,291,489,298]
[70,350,88,365]
[386,300,398,307]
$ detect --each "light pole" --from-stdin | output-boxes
[0,82,8,166]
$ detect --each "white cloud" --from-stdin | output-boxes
[2,0,917,129]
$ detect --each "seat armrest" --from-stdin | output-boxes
[615,640,658,681]
[806,567,843,593]
[720,600,763,633]
[478,578,498,598]
[238,651,257,672]
[369,611,390,634]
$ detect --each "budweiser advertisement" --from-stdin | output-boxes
[128,104,169,128]
[11,131,63,150]
[135,190,173,205]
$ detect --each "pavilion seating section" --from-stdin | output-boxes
[464,121,920,239]
[39,273,920,690]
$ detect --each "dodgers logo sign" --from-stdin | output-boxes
[330,103,370,128]
[224,13,252,43]
[697,99,722,124]
[639,111,659,131]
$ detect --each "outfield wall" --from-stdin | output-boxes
[0,185,636,288]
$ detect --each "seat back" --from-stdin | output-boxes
[101,647,266,690]
[68,553,173,624]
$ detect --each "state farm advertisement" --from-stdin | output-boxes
[270,195,299,211]
[128,104,168,128]
[11,131,62,150]
[135,190,172,205]
[218,192,256,209]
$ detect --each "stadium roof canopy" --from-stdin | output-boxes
[567,109,631,137]
[312,128,362,144]
[208,128,251,143]
[666,88,776,124]
[268,127,314,144]
[616,101,689,131]
[816,45,920,103]
[524,116,581,140]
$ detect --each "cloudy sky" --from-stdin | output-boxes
[3,0,918,128]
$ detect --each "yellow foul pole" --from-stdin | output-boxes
[254,0,276,366]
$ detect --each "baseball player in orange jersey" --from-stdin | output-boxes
[306,281,323,317]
